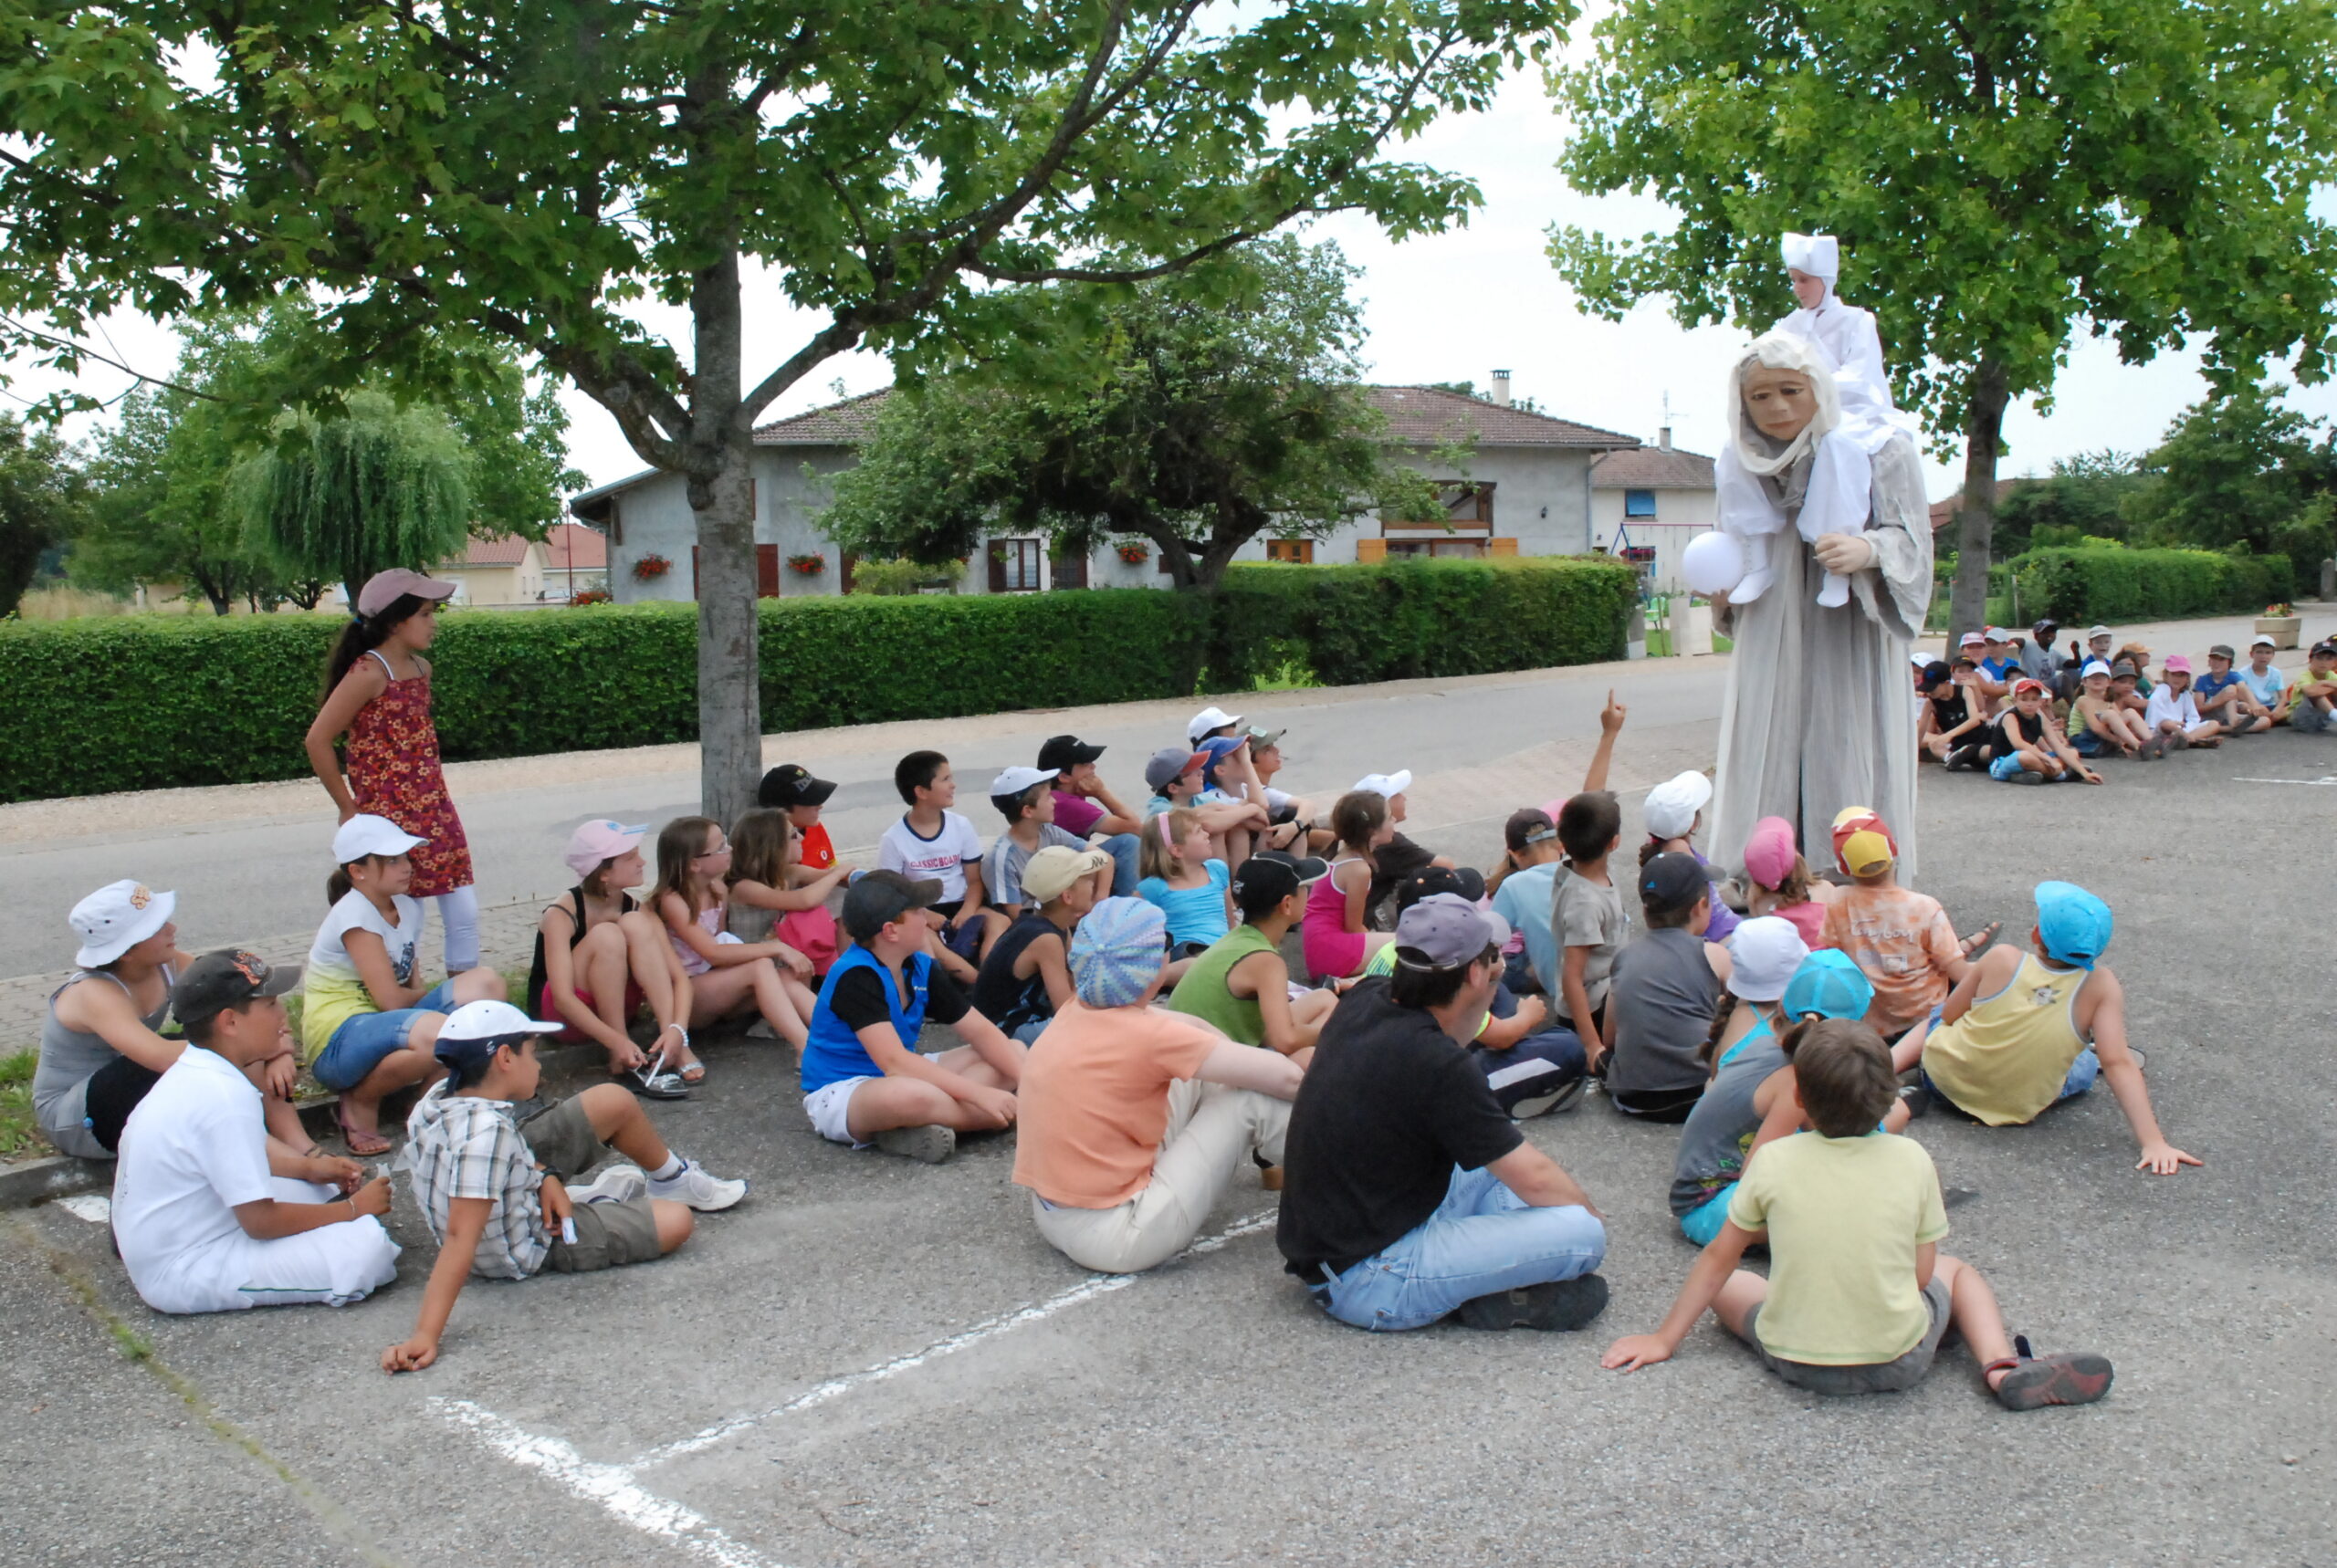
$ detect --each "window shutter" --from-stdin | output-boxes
[1356,538,1388,564]
[757,544,781,598]
[840,552,858,594]
[1489,537,1519,558]
[988,540,1009,593]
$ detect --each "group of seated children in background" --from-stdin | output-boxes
[46,693,2205,1408]
[1917,622,2337,783]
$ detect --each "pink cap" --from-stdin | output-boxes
[2163,653,2193,674]
[1957,632,1986,647]
[356,568,457,618]
[564,820,647,878]
[1742,816,1798,891]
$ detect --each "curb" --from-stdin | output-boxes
[0,1153,109,1208]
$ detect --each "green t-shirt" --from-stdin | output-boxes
[1727,1131,1949,1365]
[1167,925,1276,1045]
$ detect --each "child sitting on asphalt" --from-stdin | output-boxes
[2143,655,2226,752]
[1489,808,1564,996]
[1672,942,1924,1246]
[1918,660,1988,769]
[1304,790,1397,981]
[383,999,746,1374]
[651,815,817,1071]
[2070,661,2151,760]
[1638,771,1740,944]
[981,767,1108,919]
[2282,640,2336,733]
[1922,881,2200,1176]
[1817,808,1984,1040]
[971,844,1112,1043]
[1604,1018,2115,1410]
[529,820,694,1099]
[880,750,1003,971]
[1137,808,1233,959]
[1550,789,1629,1074]
[2238,635,2292,723]
[1739,817,1828,947]
[1351,769,1454,925]
[2191,644,2268,737]
[1144,744,1268,865]
[725,807,849,974]
[798,871,1029,1165]
[1600,852,1731,1123]
[1988,678,2102,783]
[1167,852,1338,1062]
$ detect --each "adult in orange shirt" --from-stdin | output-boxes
[1012,897,1300,1274]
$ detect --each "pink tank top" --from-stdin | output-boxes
[671,903,723,977]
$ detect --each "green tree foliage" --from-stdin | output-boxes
[1547,0,2337,640]
[236,391,473,599]
[2125,380,2336,585]
[0,413,89,616]
[1994,452,2144,556]
[0,0,1568,821]
[821,238,1446,587]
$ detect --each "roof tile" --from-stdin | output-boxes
[1591,445,1715,489]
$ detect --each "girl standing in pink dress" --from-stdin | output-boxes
[304,570,480,972]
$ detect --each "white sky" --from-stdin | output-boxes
[10,56,2334,506]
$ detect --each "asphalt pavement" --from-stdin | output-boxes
[1,609,2332,1567]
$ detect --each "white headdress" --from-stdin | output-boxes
[1780,232,1839,283]
[1726,332,1843,479]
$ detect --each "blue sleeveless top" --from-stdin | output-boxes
[801,945,934,1094]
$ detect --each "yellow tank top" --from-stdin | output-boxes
[1923,952,2090,1125]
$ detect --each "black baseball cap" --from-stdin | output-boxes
[1230,851,1328,920]
[841,870,943,941]
[1394,864,1487,914]
[173,949,301,1031]
[1504,808,1557,852]
[1037,735,1106,774]
[1639,851,1709,914]
[758,764,836,809]
[1920,659,1953,688]
[2031,618,2059,637]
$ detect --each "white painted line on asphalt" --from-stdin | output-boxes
[432,1396,789,1568]
[632,1207,1277,1469]
[54,1194,110,1223]
[2233,775,2337,786]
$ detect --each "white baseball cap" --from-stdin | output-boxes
[989,765,1054,798]
[1187,706,1244,745]
[332,813,427,863]
[2080,659,2112,679]
[1726,915,1812,1003]
[1351,770,1413,799]
[1643,770,1714,840]
[1957,631,1986,648]
[2249,633,2278,649]
[69,880,178,967]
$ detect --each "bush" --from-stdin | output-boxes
[2009,546,2292,625]
[0,556,1632,801]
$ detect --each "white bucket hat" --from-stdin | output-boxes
[1643,770,1714,840]
[71,880,178,967]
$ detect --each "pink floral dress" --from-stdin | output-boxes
[344,651,474,898]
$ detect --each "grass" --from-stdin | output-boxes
[1249,657,1319,692]
[1643,628,1732,658]
[0,1049,45,1162]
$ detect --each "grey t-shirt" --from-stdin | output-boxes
[1606,926,1722,1098]
[1548,864,1628,1019]
[1670,1018,1785,1216]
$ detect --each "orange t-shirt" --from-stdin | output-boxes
[1011,1000,1220,1208]
[1819,884,1961,1030]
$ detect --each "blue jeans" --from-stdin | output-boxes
[1098,832,1141,897]
[1501,949,1543,997]
[1307,1165,1606,1332]
[310,979,459,1092]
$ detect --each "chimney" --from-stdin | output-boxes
[1659,425,1672,451]
[1490,370,1512,408]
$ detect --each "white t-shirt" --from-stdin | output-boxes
[112,1048,274,1310]
[878,811,983,902]
[2144,685,2201,730]
[301,889,424,1059]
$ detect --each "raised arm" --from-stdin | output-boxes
[1581,691,1627,793]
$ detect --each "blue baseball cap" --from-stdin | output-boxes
[2035,881,2112,969]
[1781,950,1874,1021]
[1195,733,1248,784]
[1069,897,1168,1008]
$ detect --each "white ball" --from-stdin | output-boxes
[1682,531,1746,596]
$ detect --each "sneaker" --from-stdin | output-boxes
[1992,1336,2113,1410]
[873,1124,956,1165]
[566,1165,646,1205]
[645,1157,749,1211]
[1897,1083,1932,1121]
[1511,1075,1587,1120]
[1456,1274,1610,1332]
[2009,768,2047,785]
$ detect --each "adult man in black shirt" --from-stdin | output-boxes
[1278,894,1609,1332]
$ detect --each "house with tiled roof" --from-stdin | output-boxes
[435,522,610,605]
[1590,430,1718,594]
[570,375,1639,601]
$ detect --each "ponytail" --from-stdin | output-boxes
[1776,1016,1818,1061]
[1638,835,1665,870]
[323,593,427,696]
[1699,992,1738,1070]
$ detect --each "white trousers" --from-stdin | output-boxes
[133,1178,402,1315]
[1032,1080,1289,1275]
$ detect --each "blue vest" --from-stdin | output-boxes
[800,945,933,1093]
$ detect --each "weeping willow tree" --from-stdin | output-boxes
[237,392,472,601]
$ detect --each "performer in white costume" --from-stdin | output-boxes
[1701,336,1934,883]
[1773,231,1918,452]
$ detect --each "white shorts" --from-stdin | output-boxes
[802,1077,877,1146]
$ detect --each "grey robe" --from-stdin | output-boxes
[1710,432,1934,883]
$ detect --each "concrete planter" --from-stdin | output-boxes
[2254,615,2302,650]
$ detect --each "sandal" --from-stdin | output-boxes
[1958,921,2002,958]
[333,1107,393,1158]
[1986,1335,2113,1410]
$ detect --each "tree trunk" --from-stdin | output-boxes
[687,247,760,827]
[1947,358,2011,644]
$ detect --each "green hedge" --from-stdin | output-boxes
[0,555,1632,801]
[2009,547,2293,626]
